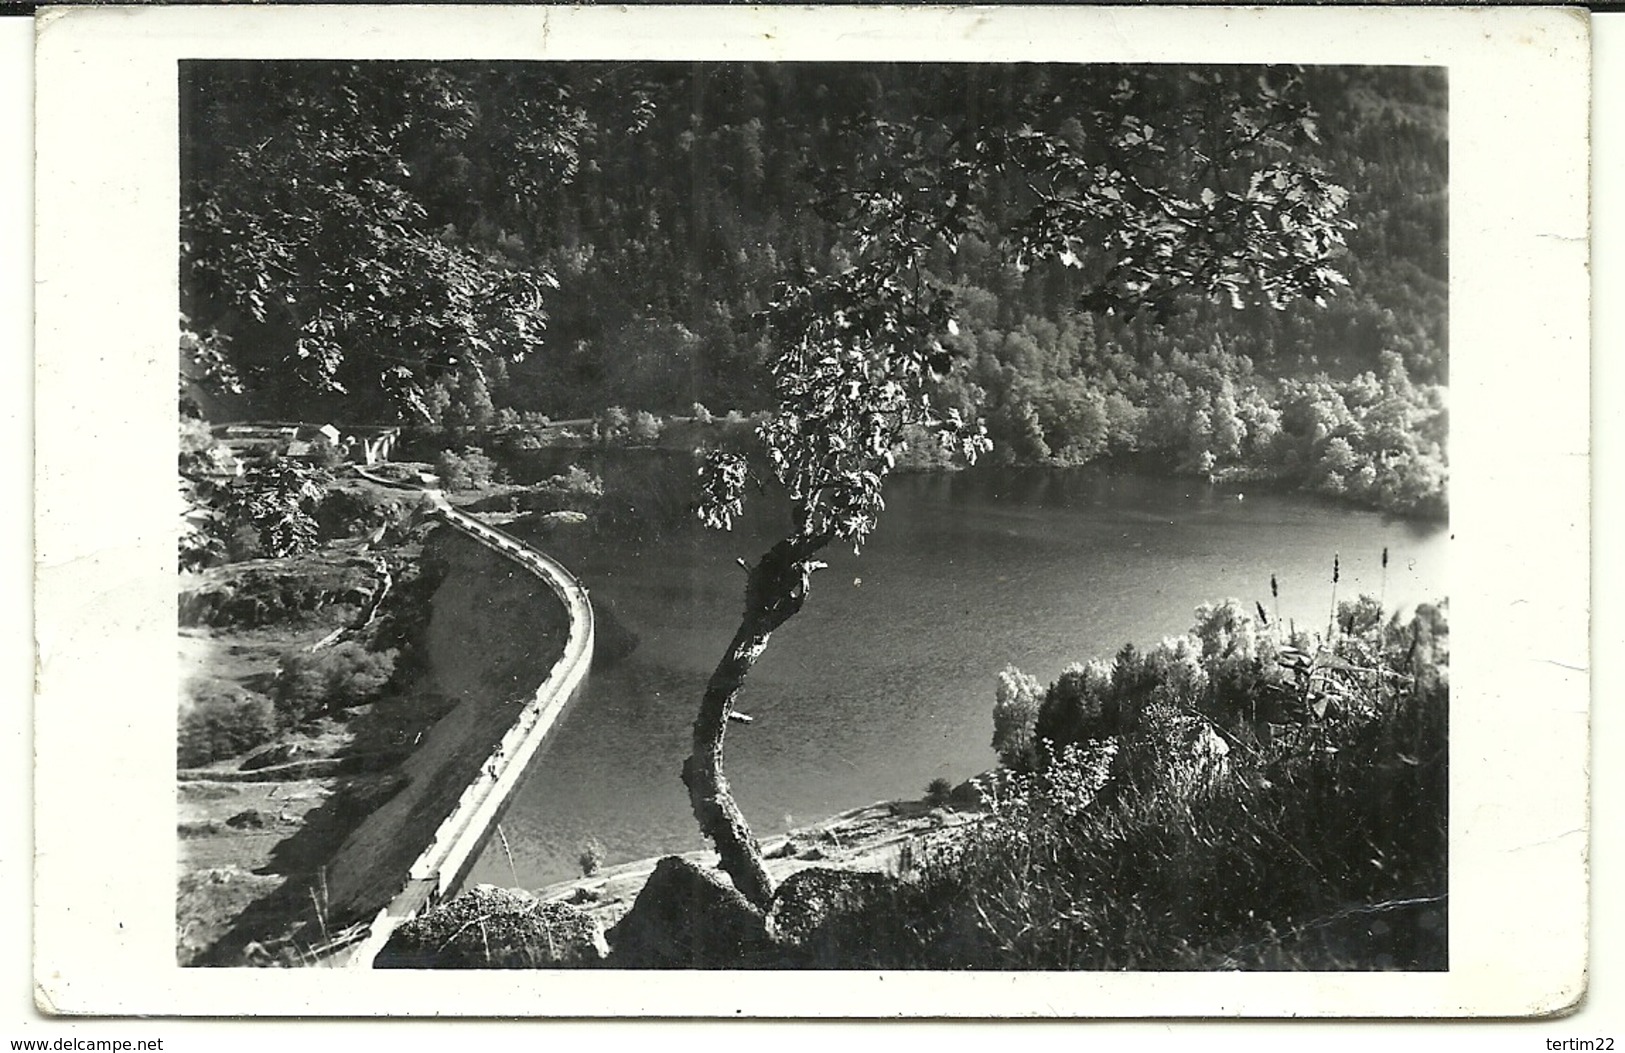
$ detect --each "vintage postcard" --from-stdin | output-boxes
[33,3,1588,1017]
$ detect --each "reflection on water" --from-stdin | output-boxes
[465,467,1448,889]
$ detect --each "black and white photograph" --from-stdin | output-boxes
[32,4,1589,1018]
[173,55,1451,973]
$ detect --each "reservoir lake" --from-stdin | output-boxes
[463,467,1448,889]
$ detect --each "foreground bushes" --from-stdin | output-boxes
[1018,595,1449,766]
[772,594,1448,971]
[178,683,277,768]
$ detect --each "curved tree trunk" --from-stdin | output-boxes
[683,532,828,911]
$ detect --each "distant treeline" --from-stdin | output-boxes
[181,62,1446,514]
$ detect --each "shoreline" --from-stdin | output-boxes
[513,793,990,935]
[406,420,1449,524]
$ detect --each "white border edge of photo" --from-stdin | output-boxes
[30,3,1591,1019]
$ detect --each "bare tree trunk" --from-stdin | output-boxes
[683,532,828,910]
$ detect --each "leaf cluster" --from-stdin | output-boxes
[217,459,332,559]
[698,260,991,548]
[993,70,1355,319]
[180,63,611,418]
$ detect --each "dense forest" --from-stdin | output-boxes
[181,62,1446,515]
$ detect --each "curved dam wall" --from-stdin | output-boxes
[344,501,595,968]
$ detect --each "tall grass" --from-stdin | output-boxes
[777,587,1448,971]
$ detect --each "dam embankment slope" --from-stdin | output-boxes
[308,504,593,966]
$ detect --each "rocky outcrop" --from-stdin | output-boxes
[951,767,1016,806]
[538,510,589,530]
[374,885,608,969]
[1159,713,1231,796]
[767,868,898,954]
[239,742,302,771]
[604,856,771,968]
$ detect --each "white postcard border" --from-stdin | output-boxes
[32,4,1590,1017]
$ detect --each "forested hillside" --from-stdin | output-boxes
[181,62,1446,514]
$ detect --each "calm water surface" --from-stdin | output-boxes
[464,468,1448,888]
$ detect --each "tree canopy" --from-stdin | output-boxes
[180,62,649,421]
